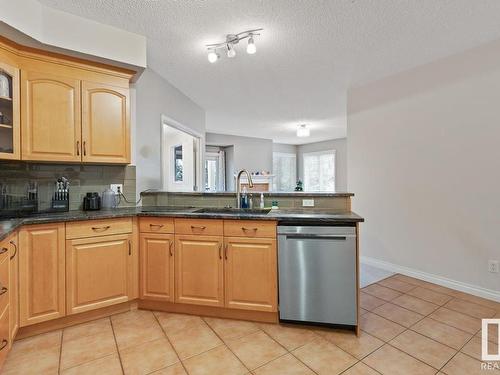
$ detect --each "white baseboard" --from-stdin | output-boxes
[361,256,500,303]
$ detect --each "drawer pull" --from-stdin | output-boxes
[91,226,111,232]
[10,240,17,260]
[0,339,7,351]
[150,224,164,228]
[169,240,173,256]
[242,227,258,232]
[0,248,7,255]
[191,225,206,230]
[0,287,7,295]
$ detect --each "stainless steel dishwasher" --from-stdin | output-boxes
[278,225,357,327]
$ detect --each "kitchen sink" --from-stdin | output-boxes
[194,208,271,215]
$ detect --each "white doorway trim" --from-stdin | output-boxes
[160,115,204,191]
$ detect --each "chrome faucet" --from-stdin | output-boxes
[236,169,254,208]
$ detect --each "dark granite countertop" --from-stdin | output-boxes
[141,190,354,197]
[0,207,364,241]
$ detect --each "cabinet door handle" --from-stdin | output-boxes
[150,224,164,228]
[128,240,131,256]
[191,225,206,230]
[9,241,16,260]
[169,240,173,256]
[0,286,7,295]
[91,226,110,232]
[242,227,258,232]
[224,243,228,260]
[218,243,222,259]
[76,141,80,156]
[0,248,7,255]
[83,141,87,156]
[0,339,7,351]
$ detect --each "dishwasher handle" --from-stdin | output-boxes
[282,234,349,240]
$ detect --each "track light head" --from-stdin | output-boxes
[227,43,236,58]
[207,49,219,63]
[247,36,256,54]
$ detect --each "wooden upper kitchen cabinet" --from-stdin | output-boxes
[175,234,224,307]
[66,233,131,315]
[0,54,20,161]
[224,236,277,312]
[21,65,82,162]
[19,223,66,326]
[81,81,130,164]
[140,233,174,302]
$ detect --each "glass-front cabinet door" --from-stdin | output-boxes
[0,60,20,160]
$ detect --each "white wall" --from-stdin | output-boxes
[0,0,146,68]
[297,139,348,192]
[348,39,500,298]
[273,143,297,154]
[206,133,273,189]
[135,69,205,197]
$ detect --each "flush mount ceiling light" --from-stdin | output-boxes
[297,124,310,137]
[206,28,262,63]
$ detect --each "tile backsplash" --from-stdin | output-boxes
[0,161,136,211]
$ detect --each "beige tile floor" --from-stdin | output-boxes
[2,274,500,375]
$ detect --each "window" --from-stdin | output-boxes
[204,150,226,192]
[273,152,296,191]
[173,145,183,182]
[303,150,335,191]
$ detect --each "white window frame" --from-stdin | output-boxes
[273,152,297,192]
[302,149,336,192]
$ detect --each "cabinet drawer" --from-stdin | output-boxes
[224,220,276,238]
[174,219,223,236]
[66,218,133,239]
[0,257,8,321]
[0,307,9,365]
[139,217,175,234]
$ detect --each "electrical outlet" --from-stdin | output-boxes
[302,199,315,207]
[488,260,499,273]
[110,184,123,195]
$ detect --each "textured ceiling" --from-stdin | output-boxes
[38,0,500,144]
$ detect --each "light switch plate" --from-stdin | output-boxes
[302,199,315,207]
[110,184,123,195]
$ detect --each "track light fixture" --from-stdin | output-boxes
[206,28,262,63]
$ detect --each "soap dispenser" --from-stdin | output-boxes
[241,186,249,208]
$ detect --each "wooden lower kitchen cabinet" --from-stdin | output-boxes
[66,233,131,315]
[140,233,174,302]
[19,224,66,326]
[175,235,224,307]
[8,232,19,342]
[0,307,9,369]
[224,237,277,312]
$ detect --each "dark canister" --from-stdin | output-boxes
[83,192,101,211]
